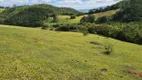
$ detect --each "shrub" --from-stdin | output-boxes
[80,15,95,23]
[52,14,59,22]
[90,41,101,45]
[104,43,114,55]
[55,24,82,32]
[52,24,61,28]
[96,16,109,24]
[55,24,69,31]
[70,15,76,19]
[77,25,89,36]
[41,24,50,30]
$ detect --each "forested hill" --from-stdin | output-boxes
[0,4,81,27]
[1,4,81,15]
[113,0,142,22]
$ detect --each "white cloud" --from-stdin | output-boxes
[64,0,83,4]
[0,0,121,9]
[0,0,54,6]
[30,0,53,3]
[55,0,121,9]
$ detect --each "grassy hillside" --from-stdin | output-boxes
[44,15,83,25]
[57,15,83,24]
[0,8,5,12]
[45,10,117,25]
[0,25,142,80]
[94,10,118,18]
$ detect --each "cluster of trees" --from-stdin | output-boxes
[41,22,142,44]
[80,14,110,24]
[80,22,142,44]
[0,4,81,27]
[80,15,95,23]
[70,15,76,19]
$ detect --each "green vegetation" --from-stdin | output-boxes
[48,15,83,25]
[0,0,142,79]
[80,15,95,23]
[0,4,81,27]
[95,16,110,24]
[0,8,5,12]
[94,10,118,19]
[104,43,114,55]
[113,0,142,22]
[78,22,142,44]
[0,25,142,80]
[41,24,50,30]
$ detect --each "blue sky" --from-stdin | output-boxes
[0,0,121,9]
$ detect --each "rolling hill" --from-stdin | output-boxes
[0,25,142,80]
[0,4,81,27]
[0,0,142,80]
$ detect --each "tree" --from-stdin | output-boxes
[96,16,109,24]
[80,15,95,23]
[70,15,76,19]
[52,14,58,22]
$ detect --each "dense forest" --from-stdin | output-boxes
[113,0,142,22]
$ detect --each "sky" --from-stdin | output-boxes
[0,0,121,9]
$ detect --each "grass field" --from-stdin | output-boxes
[0,25,142,80]
[44,15,83,25]
[94,10,118,18]
[57,15,83,24]
[48,10,118,25]
[0,8,5,12]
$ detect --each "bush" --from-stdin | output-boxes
[55,24,82,32]
[104,43,113,55]
[80,15,95,23]
[70,15,76,19]
[41,24,50,30]
[52,14,59,22]
[96,16,109,24]
[77,25,89,36]
[55,24,70,31]
[55,24,78,31]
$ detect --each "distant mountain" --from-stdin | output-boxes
[88,1,122,14]
[0,4,81,27]
[78,9,89,12]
